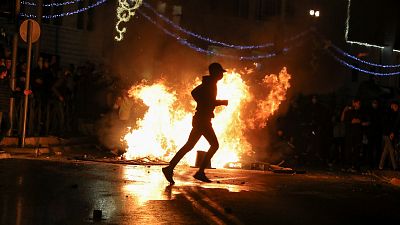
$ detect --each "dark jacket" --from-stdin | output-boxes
[0,78,12,112]
[344,108,365,140]
[382,110,400,137]
[191,75,225,120]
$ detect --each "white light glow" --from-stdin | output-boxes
[315,10,320,17]
[309,9,315,16]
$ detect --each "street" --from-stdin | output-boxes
[0,158,399,225]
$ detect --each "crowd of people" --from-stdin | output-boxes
[0,46,124,141]
[274,92,400,172]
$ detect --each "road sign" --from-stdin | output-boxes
[19,19,40,43]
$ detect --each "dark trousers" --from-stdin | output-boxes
[379,136,397,170]
[169,116,219,171]
[345,133,363,168]
[0,111,10,143]
[366,134,382,168]
[330,137,345,164]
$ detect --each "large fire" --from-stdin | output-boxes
[123,67,291,168]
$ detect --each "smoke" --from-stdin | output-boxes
[95,3,346,161]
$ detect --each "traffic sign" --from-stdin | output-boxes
[19,19,40,43]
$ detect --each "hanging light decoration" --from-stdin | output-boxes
[115,0,143,41]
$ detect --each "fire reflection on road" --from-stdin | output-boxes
[122,165,253,204]
[122,165,178,205]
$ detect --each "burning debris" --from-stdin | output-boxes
[122,67,291,168]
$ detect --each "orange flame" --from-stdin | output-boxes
[247,67,291,129]
[123,67,291,168]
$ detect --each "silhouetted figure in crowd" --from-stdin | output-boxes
[51,68,73,135]
[303,95,327,165]
[364,99,383,168]
[269,129,296,167]
[112,88,134,152]
[341,98,367,171]
[30,57,53,135]
[285,96,305,165]
[379,101,399,170]
[162,63,229,184]
[0,66,31,144]
[330,107,346,165]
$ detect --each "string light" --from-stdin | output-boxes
[142,1,310,50]
[327,49,400,76]
[138,11,278,60]
[142,2,273,49]
[20,0,107,18]
[115,0,143,41]
[315,30,400,69]
[21,0,84,7]
[345,0,400,53]
[330,44,400,68]
[20,1,36,6]
[315,30,400,76]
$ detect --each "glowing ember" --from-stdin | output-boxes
[123,67,291,168]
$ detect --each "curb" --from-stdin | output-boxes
[371,170,400,187]
[0,152,11,159]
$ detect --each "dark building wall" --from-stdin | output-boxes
[0,0,115,66]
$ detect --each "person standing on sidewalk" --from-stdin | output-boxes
[0,66,31,144]
[379,101,399,171]
[341,98,367,172]
[162,63,229,184]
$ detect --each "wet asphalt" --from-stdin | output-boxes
[0,158,399,225]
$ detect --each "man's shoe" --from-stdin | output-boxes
[162,166,175,185]
[193,171,212,183]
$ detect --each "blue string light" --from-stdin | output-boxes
[330,44,400,68]
[314,29,400,72]
[20,1,36,6]
[344,0,400,53]
[327,49,400,76]
[20,0,107,18]
[142,2,271,50]
[21,0,84,7]
[142,1,309,50]
[138,11,278,60]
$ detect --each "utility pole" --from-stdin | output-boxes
[21,20,33,148]
[8,0,20,136]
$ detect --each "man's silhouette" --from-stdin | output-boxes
[162,63,228,184]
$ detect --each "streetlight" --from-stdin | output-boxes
[309,9,320,17]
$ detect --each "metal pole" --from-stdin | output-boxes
[8,0,21,136]
[21,20,33,148]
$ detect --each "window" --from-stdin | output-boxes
[172,5,182,24]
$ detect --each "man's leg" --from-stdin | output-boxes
[168,128,202,169]
[162,127,202,184]
[193,123,219,182]
[198,125,219,173]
